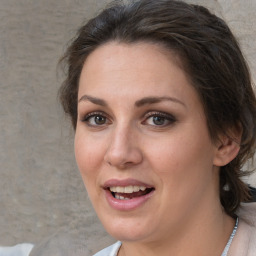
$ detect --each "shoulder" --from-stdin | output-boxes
[93,241,122,256]
[229,202,256,255]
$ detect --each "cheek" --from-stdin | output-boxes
[144,135,194,170]
[74,134,105,202]
[147,136,216,217]
[145,130,215,183]
[74,132,103,180]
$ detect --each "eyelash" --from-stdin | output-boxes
[82,111,110,126]
[81,111,176,127]
[143,111,176,127]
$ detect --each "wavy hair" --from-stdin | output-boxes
[59,0,256,216]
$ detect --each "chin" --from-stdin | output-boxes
[100,215,155,242]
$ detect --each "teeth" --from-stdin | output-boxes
[133,186,140,192]
[124,186,134,193]
[110,185,147,193]
[110,187,117,192]
[140,186,146,191]
[114,194,130,200]
[116,186,124,193]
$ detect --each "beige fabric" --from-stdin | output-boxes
[228,203,256,255]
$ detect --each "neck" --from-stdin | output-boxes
[119,206,235,256]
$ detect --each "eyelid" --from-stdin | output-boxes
[144,111,176,120]
[81,111,111,124]
[142,110,177,126]
[80,110,176,126]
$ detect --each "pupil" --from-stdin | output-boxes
[153,116,165,125]
[95,116,105,124]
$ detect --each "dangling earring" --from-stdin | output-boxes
[223,183,230,191]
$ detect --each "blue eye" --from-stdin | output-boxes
[144,112,176,126]
[151,116,167,125]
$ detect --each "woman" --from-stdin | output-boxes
[59,0,256,255]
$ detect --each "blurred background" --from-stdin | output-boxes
[0,0,255,255]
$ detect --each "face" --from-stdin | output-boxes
[75,42,221,243]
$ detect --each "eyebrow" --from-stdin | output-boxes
[135,96,186,108]
[78,95,108,106]
[78,95,186,108]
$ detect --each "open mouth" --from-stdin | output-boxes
[107,185,155,200]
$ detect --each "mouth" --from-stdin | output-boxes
[107,185,155,200]
[103,179,155,210]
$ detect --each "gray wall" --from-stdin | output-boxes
[0,0,256,254]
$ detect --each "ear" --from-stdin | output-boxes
[213,127,242,167]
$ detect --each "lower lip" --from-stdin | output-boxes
[104,189,154,211]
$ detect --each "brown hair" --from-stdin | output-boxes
[59,0,256,216]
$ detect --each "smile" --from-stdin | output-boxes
[103,180,155,210]
[109,186,154,200]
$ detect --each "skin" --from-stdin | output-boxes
[75,42,238,256]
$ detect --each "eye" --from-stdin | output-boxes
[143,112,176,126]
[150,116,167,125]
[82,112,110,126]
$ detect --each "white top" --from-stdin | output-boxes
[0,243,34,256]
[93,241,121,256]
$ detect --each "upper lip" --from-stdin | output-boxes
[103,178,154,189]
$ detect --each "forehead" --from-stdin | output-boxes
[79,41,192,95]
[78,42,202,108]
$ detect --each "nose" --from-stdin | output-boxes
[104,125,143,169]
